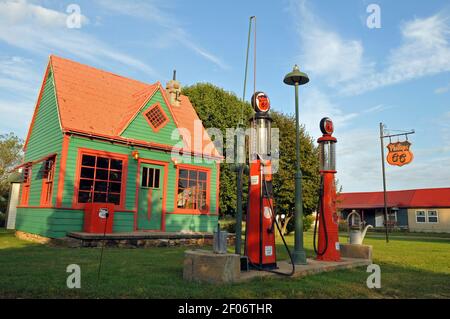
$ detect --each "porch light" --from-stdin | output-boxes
[132,150,140,160]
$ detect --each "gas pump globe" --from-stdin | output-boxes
[319,117,336,171]
[249,92,272,162]
[314,117,341,262]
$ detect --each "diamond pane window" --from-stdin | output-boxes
[144,104,168,131]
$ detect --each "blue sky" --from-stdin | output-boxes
[0,0,449,192]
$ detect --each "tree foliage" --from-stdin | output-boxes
[271,112,320,233]
[0,133,23,215]
[182,83,253,216]
[183,83,320,226]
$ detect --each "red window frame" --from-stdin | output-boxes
[143,103,169,132]
[175,165,210,214]
[20,165,31,206]
[73,149,128,209]
[40,156,56,207]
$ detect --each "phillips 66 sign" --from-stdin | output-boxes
[386,141,414,167]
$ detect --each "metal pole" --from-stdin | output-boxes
[235,164,244,254]
[292,83,307,264]
[379,123,389,243]
[235,16,254,255]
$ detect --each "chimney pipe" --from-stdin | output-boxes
[166,69,181,107]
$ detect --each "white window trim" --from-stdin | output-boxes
[427,210,439,224]
[415,210,426,223]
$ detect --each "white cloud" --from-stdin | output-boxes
[94,0,229,70]
[0,0,157,77]
[292,1,450,96]
[0,99,34,136]
[300,88,358,139]
[337,129,381,192]
[0,56,40,95]
[0,0,89,28]
[291,0,372,85]
[435,82,450,94]
[341,13,450,95]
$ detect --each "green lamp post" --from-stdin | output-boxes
[283,65,309,265]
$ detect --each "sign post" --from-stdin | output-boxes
[379,123,415,243]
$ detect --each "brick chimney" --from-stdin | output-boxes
[166,70,181,107]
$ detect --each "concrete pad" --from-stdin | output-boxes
[340,244,373,260]
[184,249,241,284]
[239,257,371,282]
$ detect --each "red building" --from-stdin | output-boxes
[338,188,450,233]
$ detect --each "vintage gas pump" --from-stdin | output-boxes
[314,117,341,261]
[245,92,277,270]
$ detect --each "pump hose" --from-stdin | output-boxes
[313,175,328,256]
[247,178,295,277]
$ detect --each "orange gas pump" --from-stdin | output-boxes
[314,117,341,261]
[245,92,277,269]
[244,92,294,275]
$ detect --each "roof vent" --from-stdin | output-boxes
[166,70,181,107]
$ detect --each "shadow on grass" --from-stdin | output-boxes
[0,239,449,299]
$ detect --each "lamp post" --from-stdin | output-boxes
[283,65,309,265]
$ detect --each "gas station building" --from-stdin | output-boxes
[338,188,450,233]
[12,55,221,238]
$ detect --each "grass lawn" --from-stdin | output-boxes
[0,228,449,299]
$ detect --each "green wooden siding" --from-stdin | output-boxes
[113,212,134,232]
[22,69,63,207]
[24,70,63,162]
[15,208,83,238]
[16,68,65,236]
[121,90,181,146]
[165,214,218,232]
[62,135,217,214]
[16,209,136,238]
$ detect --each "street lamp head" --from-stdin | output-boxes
[283,64,309,86]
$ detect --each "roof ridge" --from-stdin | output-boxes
[50,54,156,88]
[341,187,450,195]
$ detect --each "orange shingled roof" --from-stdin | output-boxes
[51,55,159,136]
[25,55,220,158]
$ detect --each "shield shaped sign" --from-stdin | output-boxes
[98,208,109,219]
[386,141,414,166]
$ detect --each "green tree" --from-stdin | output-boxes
[0,133,23,220]
[183,83,253,216]
[183,83,320,224]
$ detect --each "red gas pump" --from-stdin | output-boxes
[314,117,341,261]
[245,92,277,270]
